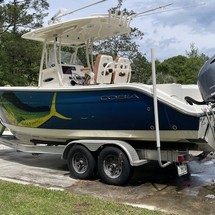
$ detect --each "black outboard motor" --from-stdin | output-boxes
[198,55,215,104]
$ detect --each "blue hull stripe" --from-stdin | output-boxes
[0,89,199,131]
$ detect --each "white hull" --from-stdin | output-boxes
[7,123,199,143]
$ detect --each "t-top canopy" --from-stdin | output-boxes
[22,13,131,46]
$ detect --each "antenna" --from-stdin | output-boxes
[131,3,173,18]
[48,0,107,25]
[137,2,206,17]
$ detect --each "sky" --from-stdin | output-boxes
[45,0,215,61]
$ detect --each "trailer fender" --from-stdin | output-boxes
[62,139,147,166]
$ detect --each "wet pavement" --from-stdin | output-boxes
[66,158,215,215]
[0,144,76,188]
[1,144,215,214]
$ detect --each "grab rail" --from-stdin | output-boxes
[151,48,171,168]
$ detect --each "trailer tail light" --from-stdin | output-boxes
[178,154,186,164]
[177,154,188,176]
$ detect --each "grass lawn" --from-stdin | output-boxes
[0,180,166,215]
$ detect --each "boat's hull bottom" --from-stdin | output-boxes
[4,124,210,150]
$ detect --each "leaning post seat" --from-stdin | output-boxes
[112,57,131,84]
[94,54,114,84]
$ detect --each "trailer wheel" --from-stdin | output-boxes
[98,147,130,185]
[67,145,96,179]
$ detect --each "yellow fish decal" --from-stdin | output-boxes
[1,92,71,128]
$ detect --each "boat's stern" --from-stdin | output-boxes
[195,55,215,150]
[198,106,215,151]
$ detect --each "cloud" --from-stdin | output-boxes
[157,1,215,33]
[47,0,215,61]
[122,0,215,61]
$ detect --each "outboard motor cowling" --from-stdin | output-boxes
[198,55,215,103]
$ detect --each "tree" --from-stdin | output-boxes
[1,0,49,34]
[92,1,148,83]
[131,52,151,83]
[155,55,187,84]
[94,6,144,61]
[0,31,41,85]
[75,0,148,83]
[0,0,49,86]
[151,43,209,85]
[0,1,4,39]
[185,43,199,58]
[183,43,208,84]
[94,26,144,59]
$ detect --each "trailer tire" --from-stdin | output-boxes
[67,145,96,180]
[98,146,130,185]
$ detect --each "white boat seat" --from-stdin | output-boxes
[112,57,131,84]
[94,54,114,84]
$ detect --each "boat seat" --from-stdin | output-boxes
[94,54,114,84]
[112,57,131,84]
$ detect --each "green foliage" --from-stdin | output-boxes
[1,0,49,33]
[154,44,208,84]
[155,55,187,84]
[131,52,151,83]
[0,0,49,86]
[92,1,149,83]
[0,32,41,85]
[94,3,144,62]
[183,43,208,84]
[94,27,144,59]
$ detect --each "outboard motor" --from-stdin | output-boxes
[198,55,215,103]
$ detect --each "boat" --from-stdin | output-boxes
[0,8,214,152]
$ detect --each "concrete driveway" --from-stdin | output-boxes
[0,144,76,189]
[1,143,215,215]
